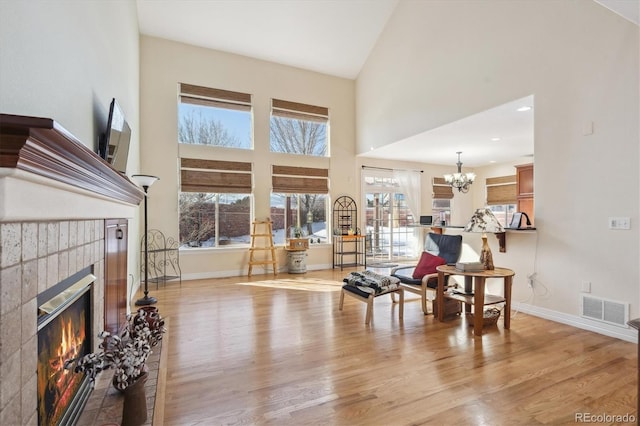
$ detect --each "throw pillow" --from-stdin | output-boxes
[412,251,446,279]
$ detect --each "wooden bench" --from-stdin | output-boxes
[339,284,404,325]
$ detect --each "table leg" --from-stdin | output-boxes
[464,276,473,313]
[504,275,512,329]
[437,270,446,322]
[474,277,485,336]
[464,276,473,293]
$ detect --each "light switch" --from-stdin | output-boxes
[608,217,631,230]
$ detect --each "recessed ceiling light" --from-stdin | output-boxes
[517,106,532,112]
[491,137,501,141]
[489,160,496,163]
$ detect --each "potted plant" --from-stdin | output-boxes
[65,308,165,389]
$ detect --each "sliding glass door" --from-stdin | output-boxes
[362,170,418,263]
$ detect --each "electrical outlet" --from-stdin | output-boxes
[527,272,536,289]
[581,281,591,293]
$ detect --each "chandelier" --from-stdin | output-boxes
[444,151,476,193]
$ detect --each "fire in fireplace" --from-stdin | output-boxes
[37,269,94,425]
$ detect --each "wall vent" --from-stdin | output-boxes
[581,294,628,327]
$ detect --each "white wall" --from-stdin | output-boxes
[0,0,142,301]
[139,36,356,278]
[357,0,639,339]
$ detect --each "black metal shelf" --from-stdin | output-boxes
[141,229,182,288]
[332,196,367,270]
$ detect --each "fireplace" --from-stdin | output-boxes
[0,115,143,424]
[37,268,94,425]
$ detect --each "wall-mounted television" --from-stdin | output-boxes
[99,98,131,173]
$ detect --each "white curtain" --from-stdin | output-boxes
[393,169,421,220]
[393,169,422,256]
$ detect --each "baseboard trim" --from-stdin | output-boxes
[181,263,335,281]
[515,302,637,343]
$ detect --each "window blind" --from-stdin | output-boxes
[272,165,329,194]
[486,175,516,205]
[179,83,252,112]
[180,158,252,193]
[432,177,453,199]
[271,99,329,123]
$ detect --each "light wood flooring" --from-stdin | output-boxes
[147,267,638,425]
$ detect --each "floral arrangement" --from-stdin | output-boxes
[65,307,165,390]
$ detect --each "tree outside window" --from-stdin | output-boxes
[270,117,326,156]
[270,99,328,156]
[271,193,327,245]
[178,108,250,148]
[179,193,251,248]
[178,83,252,149]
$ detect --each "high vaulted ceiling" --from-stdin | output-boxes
[136,0,399,80]
[136,0,637,167]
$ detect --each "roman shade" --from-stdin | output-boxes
[271,99,329,123]
[486,175,517,205]
[271,165,329,194]
[180,158,252,193]
[432,177,454,199]
[179,83,252,112]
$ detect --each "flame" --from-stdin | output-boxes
[48,317,84,384]
[41,311,88,425]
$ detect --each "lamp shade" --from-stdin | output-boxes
[464,207,505,233]
[131,174,159,188]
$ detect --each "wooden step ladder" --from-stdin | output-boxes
[248,219,277,277]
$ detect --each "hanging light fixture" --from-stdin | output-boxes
[443,151,476,193]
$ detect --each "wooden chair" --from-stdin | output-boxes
[390,233,462,315]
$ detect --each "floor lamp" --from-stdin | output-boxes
[131,174,160,306]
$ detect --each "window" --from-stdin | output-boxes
[488,204,517,228]
[432,199,452,225]
[363,175,397,188]
[432,177,453,225]
[486,175,517,227]
[271,194,328,244]
[179,159,253,248]
[178,83,252,149]
[270,99,328,156]
[271,165,329,244]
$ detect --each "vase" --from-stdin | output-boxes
[138,306,159,328]
[121,371,148,426]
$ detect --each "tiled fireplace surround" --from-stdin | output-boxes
[0,219,106,424]
[0,114,144,424]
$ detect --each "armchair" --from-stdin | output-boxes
[390,232,462,315]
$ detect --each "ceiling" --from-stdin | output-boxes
[136,0,399,80]
[362,95,535,167]
[136,0,637,168]
[594,0,640,25]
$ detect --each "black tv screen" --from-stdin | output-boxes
[99,98,131,173]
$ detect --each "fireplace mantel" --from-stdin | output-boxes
[0,114,144,220]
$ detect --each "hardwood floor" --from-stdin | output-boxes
[148,268,637,425]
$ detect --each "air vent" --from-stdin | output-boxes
[581,295,628,327]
